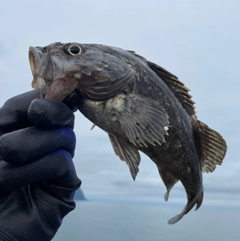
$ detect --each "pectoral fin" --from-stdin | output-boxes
[106,93,168,180]
[108,134,140,180]
[116,94,169,147]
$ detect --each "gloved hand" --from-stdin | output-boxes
[0,90,81,241]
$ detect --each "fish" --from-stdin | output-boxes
[28,42,227,224]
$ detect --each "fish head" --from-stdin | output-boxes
[29,42,135,101]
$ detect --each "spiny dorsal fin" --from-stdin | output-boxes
[147,61,196,117]
[197,120,227,173]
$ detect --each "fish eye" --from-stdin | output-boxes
[67,45,82,56]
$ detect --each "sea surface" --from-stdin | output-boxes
[53,201,239,241]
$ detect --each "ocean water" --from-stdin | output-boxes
[53,201,239,241]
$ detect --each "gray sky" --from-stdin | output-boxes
[0,0,239,208]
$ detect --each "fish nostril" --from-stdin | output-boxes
[41,47,47,53]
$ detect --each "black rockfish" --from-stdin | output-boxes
[28,42,227,224]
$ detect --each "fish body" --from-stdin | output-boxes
[28,43,227,224]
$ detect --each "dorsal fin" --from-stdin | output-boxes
[147,61,196,117]
[196,120,227,173]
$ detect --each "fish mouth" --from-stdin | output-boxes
[28,47,36,78]
[28,46,53,97]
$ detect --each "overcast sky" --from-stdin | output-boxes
[0,0,239,208]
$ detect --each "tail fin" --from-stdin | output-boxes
[168,187,204,225]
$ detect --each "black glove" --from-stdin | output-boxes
[0,90,81,241]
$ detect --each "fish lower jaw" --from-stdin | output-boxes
[32,76,47,98]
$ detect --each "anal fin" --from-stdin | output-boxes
[157,165,179,201]
[108,134,140,180]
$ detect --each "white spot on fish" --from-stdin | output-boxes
[164,126,169,131]
[74,73,81,79]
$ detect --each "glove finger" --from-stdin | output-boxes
[0,127,76,164]
[0,150,81,191]
[0,90,40,136]
[28,99,75,129]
